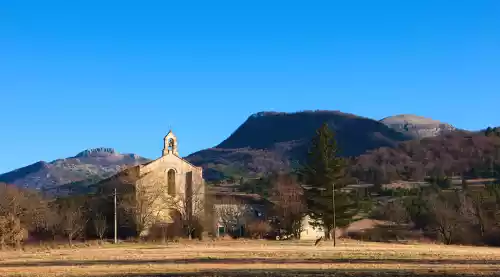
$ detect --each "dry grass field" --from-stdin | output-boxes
[2,239,500,276]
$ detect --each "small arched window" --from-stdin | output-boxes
[167,169,176,196]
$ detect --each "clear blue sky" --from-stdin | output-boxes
[1,1,499,173]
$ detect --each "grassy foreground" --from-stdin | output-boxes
[2,239,500,276]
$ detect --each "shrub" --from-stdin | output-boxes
[0,214,28,249]
[146,223,169,243]
[347,224,422,243]
[247,220,272,239]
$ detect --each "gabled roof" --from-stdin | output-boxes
[164,130,176,140]
[139,153,202,172]
[174,154,201,169]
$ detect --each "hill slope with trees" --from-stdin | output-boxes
[350,128,500,184]
[186,110,414,180]
[0,148,150,192]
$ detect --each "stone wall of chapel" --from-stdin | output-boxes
[139,154,203,197]
[130,151,205,238]
[135,169,173,231]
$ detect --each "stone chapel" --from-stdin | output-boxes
[97,130,205,237]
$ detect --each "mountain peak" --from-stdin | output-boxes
[0,147,150,191]
[380,114,444,125]
[250,110,359,118]
[380,114,456,139]
[218,110,410,151]
[74,147,117,157]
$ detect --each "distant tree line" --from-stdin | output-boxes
[367,183,500,246]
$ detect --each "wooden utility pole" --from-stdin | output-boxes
[114,188,118,244]
[332,182,336,247]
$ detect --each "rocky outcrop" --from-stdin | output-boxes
[75,147,117,157]
[380,114,456,139]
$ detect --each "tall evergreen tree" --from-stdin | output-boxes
[298,123,357,240]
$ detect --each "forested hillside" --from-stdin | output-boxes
[351,128,500,184]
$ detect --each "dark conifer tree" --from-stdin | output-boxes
[298,123,357,240]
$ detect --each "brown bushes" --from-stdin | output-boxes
[0,214,28,249]
[346,224,423,243]
[370,185,500,246]
[247,220,272,239]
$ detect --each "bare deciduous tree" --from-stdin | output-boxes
[269,174,306,239]
[0,214,27,250]
[59,201,87,246]
[93,213,107,241]
[171,182,205,239]
[382,199,410,225]
[427,194,463,245]
[0,183,48,247]
[0,184,26,219]
[215,197,250,236]
[461,192,483,237]
[118,172,173,238]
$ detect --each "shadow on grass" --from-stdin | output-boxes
[94,269,500,277]
[2,257,500,267]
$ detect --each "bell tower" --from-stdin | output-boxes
[163,130,179,156]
